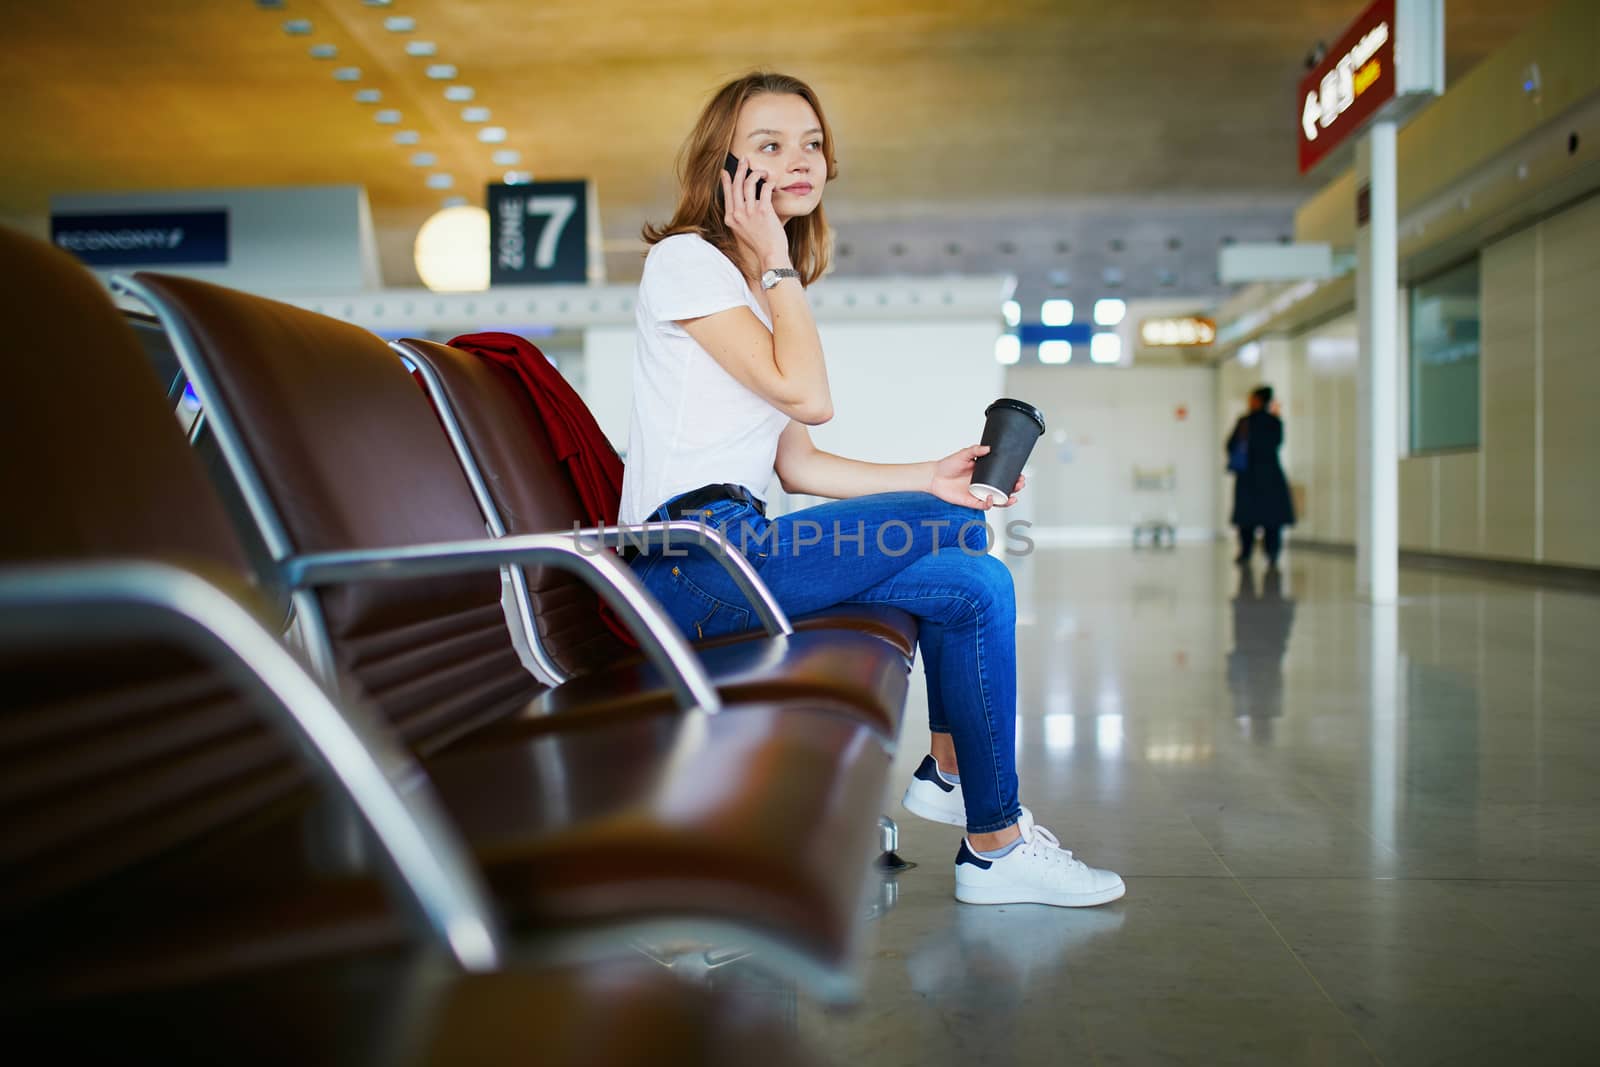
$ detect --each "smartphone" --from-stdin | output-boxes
[724,153,767,198]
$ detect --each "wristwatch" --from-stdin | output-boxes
[760,267,799,290]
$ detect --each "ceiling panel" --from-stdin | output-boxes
[1,0,1557,288]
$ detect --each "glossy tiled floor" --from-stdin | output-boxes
[794,545,1600,1066]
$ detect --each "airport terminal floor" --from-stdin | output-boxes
[783,544,1600,1066]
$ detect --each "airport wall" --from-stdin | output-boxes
[1007,364,1219,542]
[1219,189,1600,569]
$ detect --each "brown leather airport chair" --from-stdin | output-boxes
[117,272,909,739]
[399,338,917,665]
[2,228,889,1000]
[0,225,504,983]
[395,339,912,856]
[105,269,891,992]
[396,337,917,723]
[11,953,821,1067]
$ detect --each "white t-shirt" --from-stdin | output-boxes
[618,233,791,524]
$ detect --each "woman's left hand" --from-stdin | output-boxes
[928,444,1025,509]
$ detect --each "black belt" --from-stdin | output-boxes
[621,484,766,563]
[657,483,767,522]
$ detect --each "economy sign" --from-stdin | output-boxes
[51,209,229,267]
[1298,0,1397,174]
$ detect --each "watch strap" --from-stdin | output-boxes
[761,267,800,289]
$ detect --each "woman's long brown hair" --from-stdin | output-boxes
[642,72,838,286]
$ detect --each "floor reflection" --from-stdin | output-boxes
[1227,566,1295,741]
[792,546,1600,1066]
[905,904,1126,1000]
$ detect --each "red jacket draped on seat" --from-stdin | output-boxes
[448,330,637,647]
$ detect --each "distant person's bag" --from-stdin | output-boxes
[1227,421,1249,475]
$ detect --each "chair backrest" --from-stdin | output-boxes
[126,311,185,398]
[400,338,627,678]
[0,227,303,912]
[126,273,538,749]
[124,310,290,619]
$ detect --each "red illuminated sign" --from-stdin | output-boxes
[1298,0,1398,174]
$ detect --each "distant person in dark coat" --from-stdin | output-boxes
[1226,385,1295,568]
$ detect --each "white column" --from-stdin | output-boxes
[1368,602,1401,863]
[1356,120,1399,603]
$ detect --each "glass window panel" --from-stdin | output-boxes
[1409,258,1480,453]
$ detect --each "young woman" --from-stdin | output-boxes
[619,72,1123,908]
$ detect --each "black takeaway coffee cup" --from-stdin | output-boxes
[969,398,1046,505]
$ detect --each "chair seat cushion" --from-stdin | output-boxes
[696,604,919,661]
[495,628,910,740]
[788,603,919,660]
[426,702,890,973]
[23,702,890,996]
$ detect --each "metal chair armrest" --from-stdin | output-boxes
[0,560,503,973]
[574,521,792,637]
[281,533,721,714]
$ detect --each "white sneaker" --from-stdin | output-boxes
[954,811,1125,908]
[901,754,966,827]
[902,755,1036,830]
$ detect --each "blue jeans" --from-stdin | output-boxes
[628,490,1021,834]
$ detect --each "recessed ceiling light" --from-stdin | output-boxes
[478,127,507,143]
[309,44,338,59]
[425,64,458,80]
[256,0,285,9]
[283,19,312,35]
[1040,299,1074,326]
[503,171,533,185]
[363,0,393,7]
[444,85,475,102]
[384,16,416,32]
[442,195,468,208]
[405,41,438,57]
[461,107,490,123]
[1038,341,1072,365]
[333,67,361,82]
[1090,333,1123,364]
[354,88,381,103]
[393,130,421,145]
[426,174,455,190]
[374,109,402,125]
[410,152,438,167]
[491,149,521,166]
[1092,298,1126,326]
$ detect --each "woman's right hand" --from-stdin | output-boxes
[721,155,791,269]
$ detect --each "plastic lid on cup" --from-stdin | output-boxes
[985,397,1046,435]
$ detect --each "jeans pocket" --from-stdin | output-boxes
[660,562,751,641]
